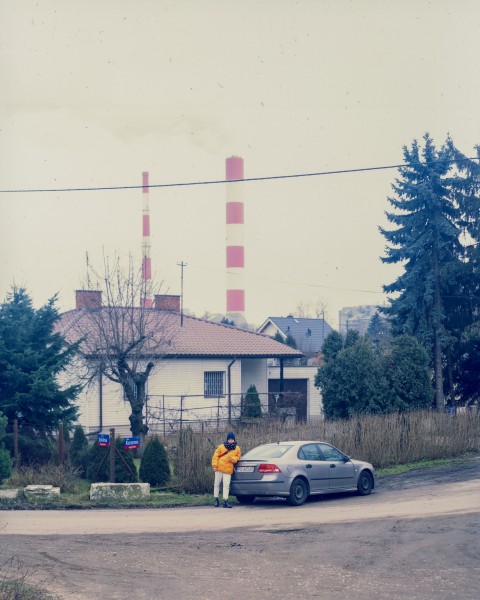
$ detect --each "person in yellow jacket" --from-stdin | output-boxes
[211,432,241,508]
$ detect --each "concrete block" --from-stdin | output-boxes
[90,482,150,501]
[24,485,60,498]
[0,488,22,499]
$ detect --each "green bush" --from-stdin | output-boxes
[86,437,137,483]
[4,428,54,466]
[68,425,89,477]
[139,435,171,486]
[0,412,12,484]
[242,384,262,418]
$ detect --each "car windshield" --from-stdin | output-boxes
[242,445,292,460]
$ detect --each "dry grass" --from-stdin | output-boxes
[167,411,480,493]
[5,462,82,493]
[0,556,60,600]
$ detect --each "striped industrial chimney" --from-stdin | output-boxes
[141,171,153,308]
[226,156,245,323]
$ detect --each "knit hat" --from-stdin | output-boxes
[226,432,236,441]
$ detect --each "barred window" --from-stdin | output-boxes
[204,371,225,397]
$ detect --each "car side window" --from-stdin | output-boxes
[318,443,345,462]
[298,444,323,461]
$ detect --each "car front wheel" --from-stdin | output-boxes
[286,477,308,506]
[357,471,373,496]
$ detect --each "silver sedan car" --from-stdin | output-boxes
[230,440,375,506]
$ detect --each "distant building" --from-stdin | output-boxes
[339,305,378,336]
[257,315,334,361]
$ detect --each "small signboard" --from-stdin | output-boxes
[124,436,140,450]
[97,433,110,447]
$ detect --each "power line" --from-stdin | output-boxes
[1,157,478,194]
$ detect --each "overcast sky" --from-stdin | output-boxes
[1,0,479,328]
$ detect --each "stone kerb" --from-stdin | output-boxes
[90,482,150,501]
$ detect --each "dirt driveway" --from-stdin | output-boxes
[1,458,479,600]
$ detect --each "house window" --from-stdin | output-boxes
[204,371,225,397]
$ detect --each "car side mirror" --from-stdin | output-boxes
[343,455,351,462]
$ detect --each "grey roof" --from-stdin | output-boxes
[258,316,334,354]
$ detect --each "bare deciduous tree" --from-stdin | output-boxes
[64,254,177,440]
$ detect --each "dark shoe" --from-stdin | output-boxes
[223,500,232,508]
[214,498,219,507]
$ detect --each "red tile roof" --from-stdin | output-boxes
[57,308,304,359]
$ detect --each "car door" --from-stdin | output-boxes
[297,443,330,492]
[318,443,355,490]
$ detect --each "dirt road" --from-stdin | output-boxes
[1,459,479,600]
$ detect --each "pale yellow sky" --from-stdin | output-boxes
[1,0,479,327]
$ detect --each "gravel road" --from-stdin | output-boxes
[1,458,479,600]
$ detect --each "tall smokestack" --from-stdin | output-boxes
[141,171,153,308]
[225,156,245,323]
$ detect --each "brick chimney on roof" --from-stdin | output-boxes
[154,294,180,312]
[75,290,102,309]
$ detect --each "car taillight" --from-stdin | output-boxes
[258,463,281,473]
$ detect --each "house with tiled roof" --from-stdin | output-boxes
[257,315,334,360]
[57,291,312,435]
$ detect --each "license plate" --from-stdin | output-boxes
[236,466,254,473]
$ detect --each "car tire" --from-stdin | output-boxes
[235,495,256,505]
[357,471,373,496]
[286,478,308,506]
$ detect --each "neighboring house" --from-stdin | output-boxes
[57,291,310,435]
[257,315,334,361]
[338,305,378,336]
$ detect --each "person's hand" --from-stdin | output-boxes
[213,467,218,472]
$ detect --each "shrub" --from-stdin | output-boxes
[242,384,262,418]
[139,435,171,486]
[86,437,137,483]
[68,425,89,477]
[5,462,81,493]
[0,412,12,484]
[171,428,212,494]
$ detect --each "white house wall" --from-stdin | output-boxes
[267,365,323,420]
[241,359,269,412]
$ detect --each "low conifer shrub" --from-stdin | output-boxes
[139,435,171,486]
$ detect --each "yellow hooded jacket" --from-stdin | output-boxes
[212,443,241,475]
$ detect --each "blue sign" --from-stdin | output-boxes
[124,436,140,450]
[98,433,110,447]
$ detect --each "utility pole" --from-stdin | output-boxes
[177,261,187,326]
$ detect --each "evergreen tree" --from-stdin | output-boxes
[69,425,89,477]
[139,435,171,486]
[367,312,392,349]
[0,412,12,484]
[380,135,465,410]
[86,436,137,483]
[315,336,390,419]
[0,287,80,458]
[285,333,297,349]
[321,330,344,363]
[243,384,262,418]
[383,335,433,411]
[274,331,285,344]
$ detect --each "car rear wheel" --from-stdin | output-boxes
[286,478,308,506]
[235,495,256,505]
[357,471,373,496]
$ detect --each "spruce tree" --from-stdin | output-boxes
[0,287,80,431]
[243,384,262,418]
[69,425,89,477]
[139,435,171,486]
[380,135,464,410]
[0,412,12,484]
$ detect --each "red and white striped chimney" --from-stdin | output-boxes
[141,171,153,308]
[226,156,245,322]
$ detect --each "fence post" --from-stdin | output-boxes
[13,418,19,467]
[109,428,116,483]
[163,395,166,437]
[180,396,184,433]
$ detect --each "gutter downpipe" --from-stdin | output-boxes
[280,358,284,405]
[227,358,236,425]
